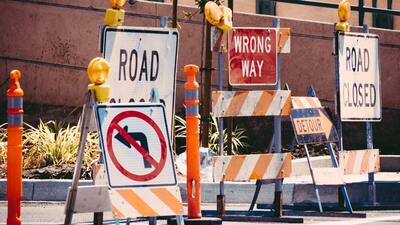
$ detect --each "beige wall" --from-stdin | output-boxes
[0,0,399,111]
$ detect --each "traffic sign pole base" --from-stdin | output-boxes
[167,217,222,225]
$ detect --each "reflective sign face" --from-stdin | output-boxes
[96,103,177,188]
[338,32,381,121]
[229,28,277,86]
[102,27,179,136]
[291,108,338,144]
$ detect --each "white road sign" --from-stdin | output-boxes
[101,26,179,135]
[95,103,177,188]
[338,32,381,121]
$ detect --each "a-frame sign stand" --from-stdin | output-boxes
[64,88,111,225]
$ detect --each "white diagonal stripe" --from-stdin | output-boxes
[266,91,289,115]
[213,157,230,182]
[134,188,173,216]
[235,155,259,181]
[263,154,283,179]
[238,91,263,116]
[110,189,141,218]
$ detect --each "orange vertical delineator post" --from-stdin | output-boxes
[184,64,202,219]
[7,70,24,225]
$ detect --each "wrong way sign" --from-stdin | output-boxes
[95,103,177,188]
[101,26,179,136]
[338,32,381,121]
[229,28,277,86]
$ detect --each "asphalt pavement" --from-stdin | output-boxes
[1,202,400,225]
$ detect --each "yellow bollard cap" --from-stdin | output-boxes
[87,57,110,85]
[204,1,222,26]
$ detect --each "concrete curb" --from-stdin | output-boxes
[1,155,398,204]
[1,179,400,207]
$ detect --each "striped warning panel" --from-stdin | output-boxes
[291,96,322,109]
[93,164,184,218]
[278,28,291,53]
[212,153,292,182]
[111,186,184,218]
[212,90,291,117]
[339,149,380,175]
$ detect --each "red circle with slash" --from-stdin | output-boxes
[106,111,167,181]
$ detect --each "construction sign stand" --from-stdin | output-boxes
[290,88,355,214]
[64,57,113,225]
[334,22,381,208]
[202,18,302,223]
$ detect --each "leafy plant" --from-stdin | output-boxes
[175,115,249,154]
[22,120,99,169]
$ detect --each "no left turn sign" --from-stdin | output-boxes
[95,103,177,188]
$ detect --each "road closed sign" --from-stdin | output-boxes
[229,28,277,86]
[95,103,177,188]
[101,26,179,135]
[338,32,381,121]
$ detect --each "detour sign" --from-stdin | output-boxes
[291,108,338,144]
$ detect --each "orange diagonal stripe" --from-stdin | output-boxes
[280,94,292,116]
[250,154,272,180]
[253,91,274,116]
[360,150,372,174]
[116,189,158,217]
[224,156,246,181]
[225,92,249,117]
[345,152,357,175]
[278,153,292,178]
[151,188,183,215]
[112,204,125,219]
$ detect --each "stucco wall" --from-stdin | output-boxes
[1,0,399,110]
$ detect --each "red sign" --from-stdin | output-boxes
[106,111,167,182]
[229,28,277,86]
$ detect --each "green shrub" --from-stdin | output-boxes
[175,115,249,154]
[0,120,100,170]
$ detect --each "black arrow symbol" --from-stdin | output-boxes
[114,125,152,168]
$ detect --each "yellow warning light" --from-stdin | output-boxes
[336,0,351,32]
[87,57,110,103]
[109,0,126,9]
[204,1,222,26]
[217,6,233,31]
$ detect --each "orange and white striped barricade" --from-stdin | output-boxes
[209,153,303,222]
[290,94,355,214]
[213,153,292,182]
[94,164,184,219]
[211,90,292,118]
[339,149,380,205]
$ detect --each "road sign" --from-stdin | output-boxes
[338,32,381,121]
[95,103,177,188]
[101,26,179,136]
[229,28,277,86]
[291,108,338,144]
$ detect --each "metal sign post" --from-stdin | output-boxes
[362,24,377,206]
[272,17,283,217]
